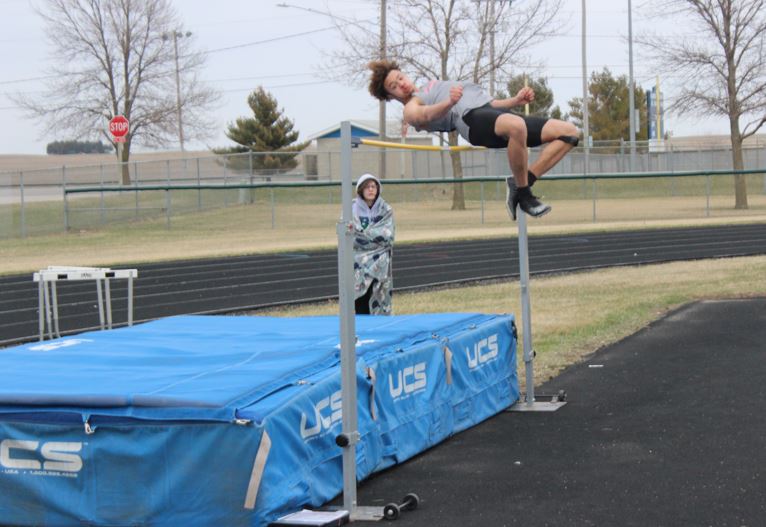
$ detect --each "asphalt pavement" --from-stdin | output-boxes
[345,297,766,526]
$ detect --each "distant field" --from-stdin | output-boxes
[2,192,765,275]
[0,150,214,173]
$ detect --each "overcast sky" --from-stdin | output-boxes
[0,0,731,155]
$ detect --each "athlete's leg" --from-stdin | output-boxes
[529,119,579,179]
[493,113,529,186]
[494,113,551,219]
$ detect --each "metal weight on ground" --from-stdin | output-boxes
[383,493,420,521]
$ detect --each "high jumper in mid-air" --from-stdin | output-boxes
[367,59,580,220]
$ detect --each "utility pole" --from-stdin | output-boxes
[628,0,636,171]
[163,30,191,152]
[378,0,387,178]
[489,0,496,96]
[581,0,590,178]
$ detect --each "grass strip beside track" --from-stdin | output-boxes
[253,255,766,391]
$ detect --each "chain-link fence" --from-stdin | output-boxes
[2,145,766,239]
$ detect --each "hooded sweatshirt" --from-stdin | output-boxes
[353,173,386,230]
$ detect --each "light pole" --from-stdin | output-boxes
[628,0,636,171]
[378,0,387,179]
[581,0,589,173]
[277,2,388,176]
[163,30,191,152]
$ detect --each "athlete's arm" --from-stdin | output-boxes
[403,85,463,127]
[491,86,535,110]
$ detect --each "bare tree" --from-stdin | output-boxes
[15,0,219,184]
[326,0,561,209]
[639,0,766,209]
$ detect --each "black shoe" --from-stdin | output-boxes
[517,185,551,218]
[506,177,551,220]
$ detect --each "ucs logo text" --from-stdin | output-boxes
[389,362,427,398]
[300,390,342,440]
[465,334,499,369]
[1,439,83,473]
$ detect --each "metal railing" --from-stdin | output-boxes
[55,168,766,231]
[3,145,766,238]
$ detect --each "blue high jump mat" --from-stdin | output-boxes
[0,313,518,526]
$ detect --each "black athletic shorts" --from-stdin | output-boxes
[462,104,548,148]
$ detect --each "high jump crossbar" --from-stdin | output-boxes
[353,136,485,152]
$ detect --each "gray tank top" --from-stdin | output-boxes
[412,80,493,141]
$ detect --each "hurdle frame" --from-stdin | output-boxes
[33,266,138,341]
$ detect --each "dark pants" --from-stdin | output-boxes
[462,103,549,148]
[355,282,374,315]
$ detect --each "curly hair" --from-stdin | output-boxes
[367,59,401,101]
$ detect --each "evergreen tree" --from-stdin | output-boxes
[567,68,647,144]
[215,87,309,173]
[498,75,561,118]
[46,140,111,155]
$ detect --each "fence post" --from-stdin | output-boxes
[197,157,202,210]
[761,145,766,194]
[669,145,676,196]
[591,176,597,223]
[620,139,624,173]
[413,150,419,203]
[270,187,276,229]
[493,151,500,199]
[166,189,172,228]
[480,181,485,225]
[98,163,104,225]
[328,151,333,204]
[705,175,711,217]
[19,170,26,238]
[166,159,172,228]
[134,161,139,220]
[223,156,229,206]
[62,166,69,232]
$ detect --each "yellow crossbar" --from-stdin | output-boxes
[358,138,485,152]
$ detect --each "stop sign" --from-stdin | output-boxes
[109,115,129,139]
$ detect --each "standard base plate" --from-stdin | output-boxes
[269,508,350,526]
[507,401,567,412]
[350,506,385,521]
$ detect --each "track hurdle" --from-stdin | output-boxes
[33,265,137,341]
